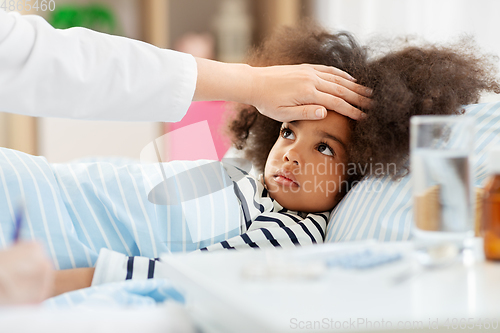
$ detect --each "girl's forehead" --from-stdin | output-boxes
[287,111,351,138]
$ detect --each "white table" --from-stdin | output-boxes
[0,301,196,333]
[161,240,500,333]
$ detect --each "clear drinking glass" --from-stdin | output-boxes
[410,116,475,244]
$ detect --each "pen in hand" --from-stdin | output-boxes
[12,202,24,243]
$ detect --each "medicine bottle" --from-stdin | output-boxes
[482,147,500,260]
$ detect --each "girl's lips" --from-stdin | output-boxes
[273,175,299,187]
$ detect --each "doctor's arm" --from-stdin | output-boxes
[194,58,372,121]
[0,10,370,123]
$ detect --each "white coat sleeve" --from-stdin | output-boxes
[0,9,197,122]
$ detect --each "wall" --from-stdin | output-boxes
[314,0,500,103]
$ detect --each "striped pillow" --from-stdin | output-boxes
[325,101,500,243]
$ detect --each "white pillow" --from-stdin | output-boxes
[325,101,500,243]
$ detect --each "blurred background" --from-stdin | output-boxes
[2,0,499,162]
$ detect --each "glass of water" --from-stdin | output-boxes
[410,116,475,244]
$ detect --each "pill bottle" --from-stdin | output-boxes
[482,147,500,260]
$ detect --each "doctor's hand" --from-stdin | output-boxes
[0,241,54,305]
[248,64,372,122]
[194,58,372,122]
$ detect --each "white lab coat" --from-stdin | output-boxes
[0,9,197,122]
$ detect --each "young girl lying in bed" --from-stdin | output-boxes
[0,23,497,294]
[78,23,499,289]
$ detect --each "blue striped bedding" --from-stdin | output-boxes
[44,279,184,308]
[325,101,500,243]
[0,154,241,270]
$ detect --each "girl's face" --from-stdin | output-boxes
[264,111,351,213]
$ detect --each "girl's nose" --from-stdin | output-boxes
[283,148,300,165]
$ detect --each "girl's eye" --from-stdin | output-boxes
[281,128,295,140]
[318,143,334,156]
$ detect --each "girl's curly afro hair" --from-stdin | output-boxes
[226,22,500,185]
